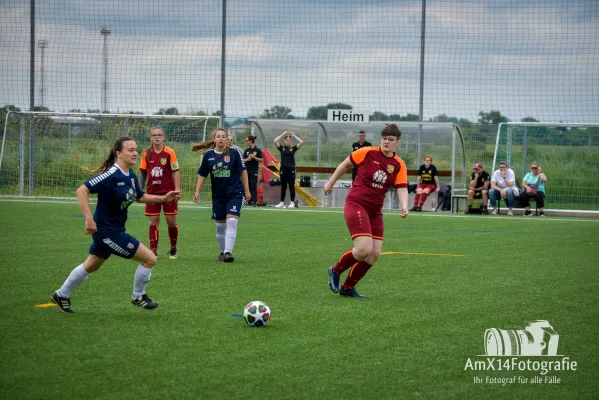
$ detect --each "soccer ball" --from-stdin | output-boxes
[243,301,271,327]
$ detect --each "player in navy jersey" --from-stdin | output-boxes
[51,137,180,313]
[192,128,251,262]
[324,124,409,298]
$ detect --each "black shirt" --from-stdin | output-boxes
[471,170,491,190]
[351,141,372,152]
[418,164,439,185]
[278,145,298,168]
[243,146,263,175]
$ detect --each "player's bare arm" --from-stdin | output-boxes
[76,184,96,235]
[324,157,353,195]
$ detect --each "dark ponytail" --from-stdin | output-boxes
[86,136,135,173]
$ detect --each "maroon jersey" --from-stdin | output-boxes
[140,146,179,194]
[346,146,408,210]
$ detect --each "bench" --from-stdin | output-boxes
[497,197,538,215]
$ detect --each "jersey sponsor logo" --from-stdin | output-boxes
[152,180,162,185]
[151,166,163,177]
[372,170,387,189]
[117,182,125,186]
[387,165,394,173]
[160,158,167,165]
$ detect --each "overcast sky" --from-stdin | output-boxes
[0,0,597,122]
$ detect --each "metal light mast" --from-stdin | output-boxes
[100,27,111,113]
[38,39,48,108]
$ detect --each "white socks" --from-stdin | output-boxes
[216,222,226,252]
[57,264,90,298]
[132,264,152,298]
[224,218,238,253]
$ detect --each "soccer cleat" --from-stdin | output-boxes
[51,291,74,313]
[524,211,533,216]
[132,294,159,310]
[216,252,225,261]
[416,207,422,212]
[168,247,177,259]
[339,286,366,298]
[481,208,489,215]
[539,212,546,217]
[275,201,285,208]
[507,210,514,216]
[328,265,340,293]
[409,206,418,212]
[490,208,498,215]
[223,252,235,262]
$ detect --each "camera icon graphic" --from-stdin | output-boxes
[484,320,559,356]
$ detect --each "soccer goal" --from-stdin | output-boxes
[0,111,220,199]
[493,122,599,211]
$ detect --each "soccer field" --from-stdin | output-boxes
[0,200,598,399]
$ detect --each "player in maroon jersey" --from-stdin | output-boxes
[324,124,409,298]
[140,127,181,259]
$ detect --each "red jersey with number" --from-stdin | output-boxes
[140,146,179,194]
[346,146,408,210]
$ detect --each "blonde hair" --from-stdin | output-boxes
[191,128,230,154]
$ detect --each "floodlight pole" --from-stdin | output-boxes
[417,0,426,165]
[100,27,111,113]
[38,39,48,108]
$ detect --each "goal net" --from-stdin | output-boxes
[492,122,599,211]
[0,112,220,200]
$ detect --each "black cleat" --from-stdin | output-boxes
[409,206,418,212]
[132,294,160,310]
[169,247,178,259]
[216,252,225,261]
[339,286,366,298]
[223,252,235,263]
[51,291,74,313]
[328,265,340,293]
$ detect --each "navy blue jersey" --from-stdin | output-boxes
[198,148,246,200]
[84,165,145,232]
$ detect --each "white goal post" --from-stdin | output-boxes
[0,111,221,199]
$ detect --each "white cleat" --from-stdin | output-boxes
[288,202,295,208]
[275,201,285,208]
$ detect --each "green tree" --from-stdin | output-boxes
[156,107,180,115]
[478,110,509,124]
[401,113,420,121]
[260,105,294,119]
[307,102,352,120]
[521,116,539,122]
[369,111,389,121]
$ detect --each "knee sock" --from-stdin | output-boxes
[216,222,226,252]
[413,194,421,207]
[132,264,152,298]
[149,225,159,252]
[332,249,359,275]
[57,264,90,298]
[225,218,238,253]
[342,260,373,289]
[418,192,428,207]
[168,225,178,249]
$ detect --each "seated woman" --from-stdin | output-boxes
[520,162,548,217]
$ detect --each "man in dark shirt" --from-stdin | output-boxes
[351,130,372,182]
[466,162,491,214]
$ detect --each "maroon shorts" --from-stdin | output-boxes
[344,200,384,241]
[145,199,178,216]
[418,183,437,193]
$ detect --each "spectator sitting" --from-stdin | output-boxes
[489,161,518,216]
[410,155,440,211]
[466,162,490,214]
[521,162,548,217]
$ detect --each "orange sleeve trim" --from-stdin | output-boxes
[165,146,178,163]
[349,146,378,166]
[140,151,148,170]
[394,156,408,185]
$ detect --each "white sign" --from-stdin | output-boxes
[327,109,369,123]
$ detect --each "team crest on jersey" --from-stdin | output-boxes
[160,158,167,165]
[224,156,230,163]
[387,165,394,173]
